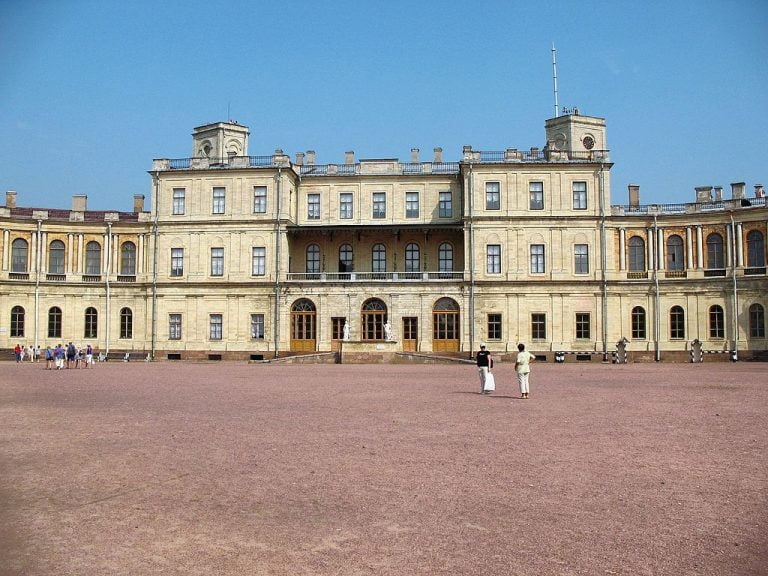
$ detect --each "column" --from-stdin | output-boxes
[657,228,665,271]
[3,229,9,271]
[619,228,626,271]
[736,223,744,267]
[30,231,38,273]
[103,233,109,274]
[726,224,733,267]
[77,234,84,274]
[112,234,119,275]
[67,233,74,274]
[647,228,654,270]
[685,227,693,269]
[696,226,704,269]
[137,234,144,275]
[39,232,47,274]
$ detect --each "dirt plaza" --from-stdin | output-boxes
[1,360,766,576]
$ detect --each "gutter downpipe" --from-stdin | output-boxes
[150,172,160,360]
[105,222,112,355]
[730,213,739,361]
[467,161,475,359]
[34,219,42,351]
[273,167,282,358]
[653,215,661,362]
[599,160,608,361]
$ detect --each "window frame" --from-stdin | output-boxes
[10,305,25,338]
[670,305,686,340]
[405,191,419,219]
[438,191,452,218]
[85,241,101,275]
[487,313,502,341]
[709,305,725,339]
[340,192,353,219]
[531,313,547,340]
[529,181,544,210]
[172,188,186,215]
[575,312,591,339]
[372,192,386,219]
[486,244,501,275]
[120,307,133,339]
[530,244,545,274]
[210,247,224,277]
[171,248,184,277]
[749,303,765,338]
[209,314,223,341]
[574,244,589,274]
[307,193,321,220]
[631,306,647,340]
[253,186,267,213]
[252,247,266,276]
[169,314,182,340]
[485,182,500,211]
[572,181,587,210]
[251,313,265,339]
[212,187,226,214]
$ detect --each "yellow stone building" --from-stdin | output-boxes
[2,112,766,362]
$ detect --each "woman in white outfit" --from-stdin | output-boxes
[514,343,536,399]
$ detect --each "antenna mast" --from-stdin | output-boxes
[552,43,559,118]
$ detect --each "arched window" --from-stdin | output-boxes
[709,305,724,339]
[120,307,133,339]
[747,230,765,268]
[11,305,25,338]
[405,243,420,277]
[666,235,684,271]
[306,244,320,277]
[48,240,65,274]
[631,306,646,340]
[439,242,453,273]
[121,242,136,275]
[706,233,724,269]
[361,298,387,340]
[628,236,645,271]
[48,306,62,339]
[339,243,353,273]
[291,298,317,351]
[85,241,101,275]
[372,244,386,276]
[11,239,28,273]
[85,307,98,339]
[749,304,765,338]
[670,305,685,339]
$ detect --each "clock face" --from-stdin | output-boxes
[582,135,595,150]
[554,133,566,150]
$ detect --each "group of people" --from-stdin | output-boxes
[13,342,95,369]
[476,342,535,399]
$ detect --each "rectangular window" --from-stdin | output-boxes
[631,307,647,340]
[572,181,587,210]
[487,313,502,341]
[307,193,320,220]
[169,314,182,340]
[372,192,386,219]
[171,248,184,277]
[529,182,544,210]
[576,313,591,339]
[211,247,224,276]
[439,191,452,218]
[172,188,185,215]
[530,244,545,274]
[531,313,546,340]
[210,314,223,340]
[251,314,265,339]
[212,187,226,214]
[252,247,266,276]
[485,182,500,210]
[253,186,267,213]
[340,193,353,219]
[405,191,419,218]
[709,307,725,339]
[574,244,589,274]
[486,244,501,274]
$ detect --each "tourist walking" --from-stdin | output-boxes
[476,343,493,394]
[515,343,536,399]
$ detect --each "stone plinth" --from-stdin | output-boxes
[340,340,398,364]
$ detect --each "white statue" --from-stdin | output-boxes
[384,320,392,341]
[343,321,350,341]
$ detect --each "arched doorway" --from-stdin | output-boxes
[433,297,460,352]
[361,298,387,340]
[291,298,317,352]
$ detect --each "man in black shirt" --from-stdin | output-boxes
[476,344,493,394]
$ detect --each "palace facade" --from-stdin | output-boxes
[2,112,766,362]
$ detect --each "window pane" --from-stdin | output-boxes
[576,313,590,339]
[487,313,502,340]
[573,181,587,210]
[253,186,267,213]
[340,193,353,219]
[120,307,133,339]
[252,247,266,276]
[574,244,589,274]
[529,181,544,210]
[11,239,28,273]
[251,314,265,339]
[213,187,226,214]
[439,191,452,218]
[211,247,224,276]
[308,194,320,219]
[172,188,185,215]
[530,245,545,273]
[487,244,501,274]
[169,314,182,340]
[121,242,136,275]
[485,182,500,210]
[531,313,546,339]
[629,237,646,271]
[85,241,101,275]
[373,192,386,218]
[405,192,419,218]
[49,240,65,274]
[210,314,223,340]
[709,305,725,339]
[171,248,184,277]
[631,306,646,339]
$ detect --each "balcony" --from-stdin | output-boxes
[117,275,137,283]
[664,270,687,279]
[46,274,66,281]
[704,269,727,277]
[285,271,465,282]
[82,275,102,283]
[626,271,648,279]
[9,272,29,280]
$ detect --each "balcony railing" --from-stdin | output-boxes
[704,269,727,277]
[612,195,766,215]
[286,271,465,282]
[46,274,66,281]
[626,271,648,279]
[82,275,102,283]
[117,275,137,282]
[9,272,29,280]
[664,270,687,279]
[744,267,766,276]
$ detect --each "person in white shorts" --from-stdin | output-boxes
[514,343,536,399]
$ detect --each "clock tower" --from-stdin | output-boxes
[544,109,606,155]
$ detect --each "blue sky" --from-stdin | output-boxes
[1,0,766,211]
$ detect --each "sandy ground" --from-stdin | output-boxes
[1,361,766,576]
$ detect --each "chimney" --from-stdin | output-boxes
[433,147,443,163]
[306,150,316,165]
[695,186,713,203]
[295,152,304,166]
[730,182,745,199]
[713,186,723,201]
[345,150,355,164]
[410,148,420,163]
[6,190,17,209]
[72,195,87,212]
[755,184,764,198]
[133,194,145,212]
[628,184,640,207]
